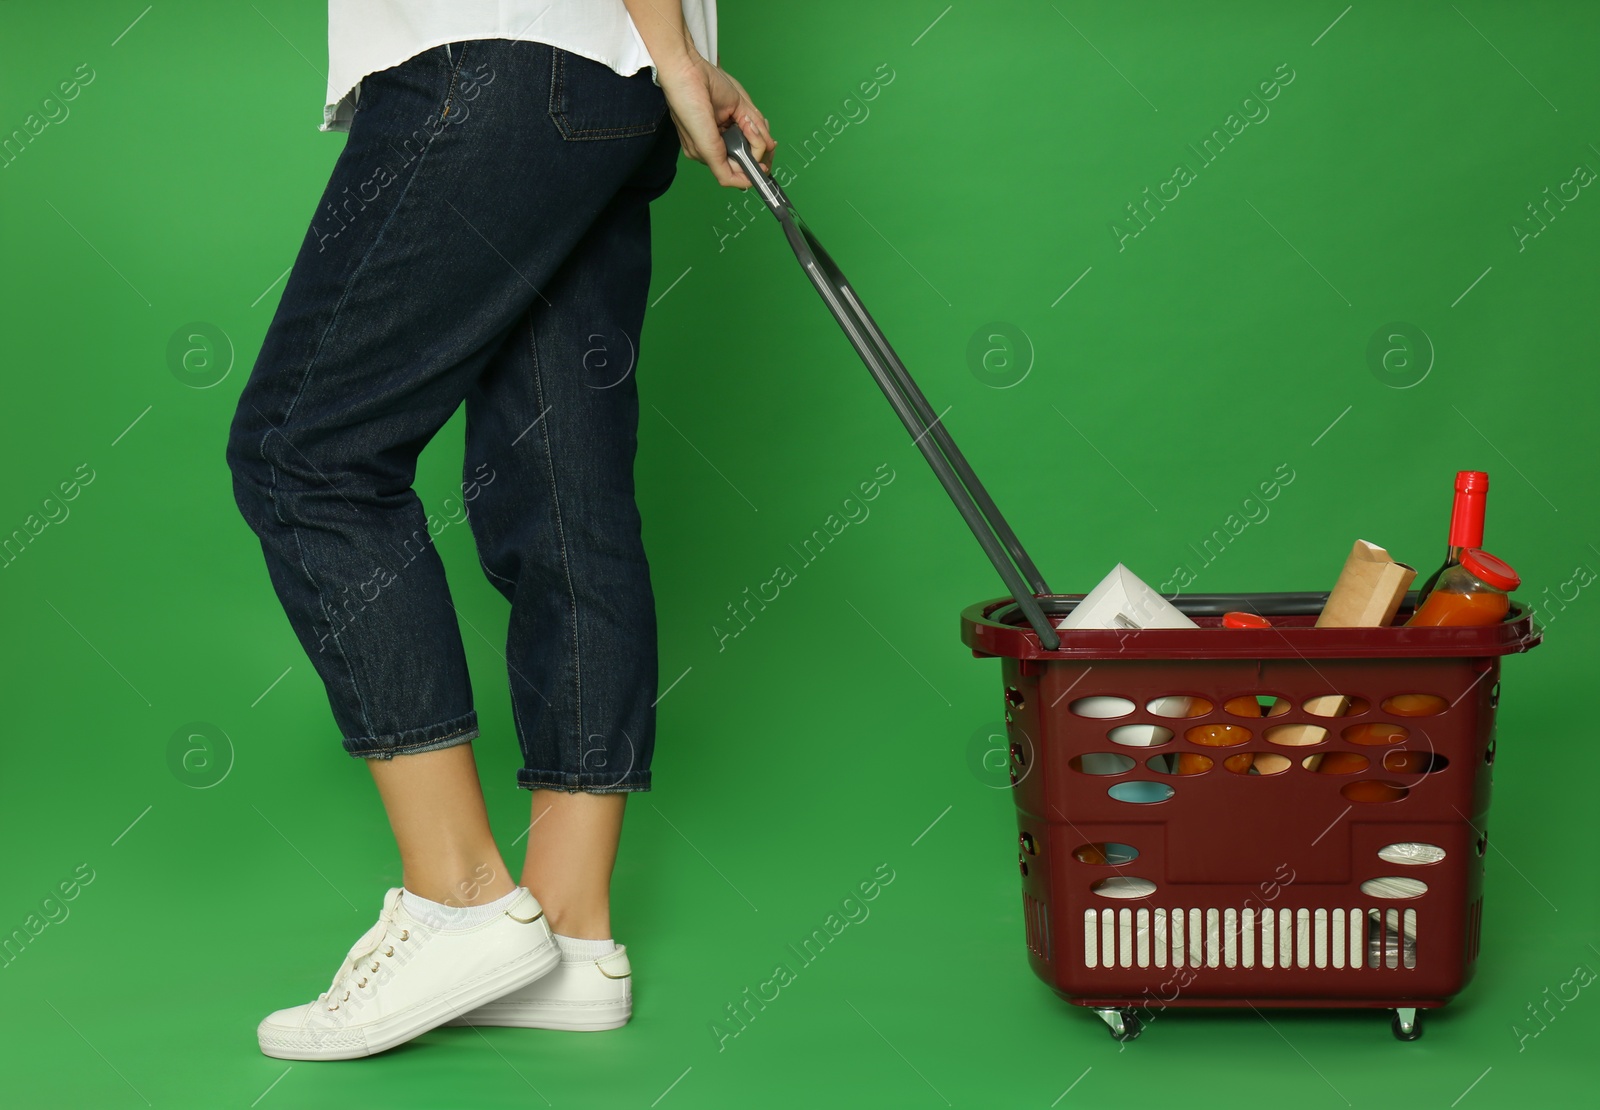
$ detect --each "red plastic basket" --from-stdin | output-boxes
[719,124,1544,1041]
[961,594,1542,1040]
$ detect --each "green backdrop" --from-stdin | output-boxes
[2,1,1595,1106]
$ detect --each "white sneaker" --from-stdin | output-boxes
[257,887,560,1060]
[446,943,632,1031]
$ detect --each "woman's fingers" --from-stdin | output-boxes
[739,112,767,171]
[678,101,745,186]
[750,109,775,162]
[701,123,748,188]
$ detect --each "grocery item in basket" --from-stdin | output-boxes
[1056,563,1198,634]
[1341,699,1442,746]
[1406,549,1519,627]
[1309,751,1370,775]
[1272,540,1417,747]
[1360,876,1429,899]
[1070,696,1139,717]
[1382,694,1450,716]
[1414,471,1489,609]
[1317,539,1417,627]
[1059,564,1197,741]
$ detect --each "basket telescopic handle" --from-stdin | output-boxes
[719,124,1062,651]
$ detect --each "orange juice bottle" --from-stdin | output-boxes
[1406,549,1519,626]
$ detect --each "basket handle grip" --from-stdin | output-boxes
[722,123,787,211]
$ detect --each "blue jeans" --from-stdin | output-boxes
[226,39,679,792]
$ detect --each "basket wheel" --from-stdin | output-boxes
[1094,1007,1142,1043]
[1391,1008,1423,1041]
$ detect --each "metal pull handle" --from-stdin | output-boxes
[720,124,1062,651]
[722,124,787,212]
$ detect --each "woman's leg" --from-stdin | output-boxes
[520,790,627,936]
[367,745,515,905]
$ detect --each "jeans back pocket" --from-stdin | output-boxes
[548,47,668,141]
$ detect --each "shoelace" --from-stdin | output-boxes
[317,900,412,1012]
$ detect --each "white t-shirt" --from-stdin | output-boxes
[324,0,717,131]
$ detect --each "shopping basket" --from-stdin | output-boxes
[721,127,1543,1042]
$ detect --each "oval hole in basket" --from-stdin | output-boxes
[1360,876,1428,899]
[1146,696,1210,718]
[1145,752,1213,775]
[1107,723,1174,748]
[1303,752,1370,774]
[1381,750,1448,774]
[1185,724,1252,747]
[1381,693,1449,717]
[1091,876,1157,899]
[1069,696,1135,718]
[1378,842,1446,866]
[1073,842,1139,865]
[1342,723,1409,746]
[1303,695,1369,717]
[1225,694,1293,718]
[1263,724,1328,747]
[1341,779,1409,803]
[1069,753,1135,775]
[1222,752,1290,775]
[1107,781,1174,804]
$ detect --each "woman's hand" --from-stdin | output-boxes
[656,54,776,188]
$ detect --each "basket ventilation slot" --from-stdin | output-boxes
[1081,906,1419,970]
[1024,893,1051,961]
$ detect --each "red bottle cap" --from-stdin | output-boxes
[1460,548,1519,591]
[1448,470,1489,548]
[1222,611,1272,629]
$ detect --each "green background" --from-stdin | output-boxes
[2,1,1596,1106]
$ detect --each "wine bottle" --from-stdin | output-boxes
[1414,470,1488,608]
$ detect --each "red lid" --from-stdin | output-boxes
[1460,548,1519,591]
[1455,471,1489,493]
[1222,611,1272,629]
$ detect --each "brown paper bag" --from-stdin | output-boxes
[1275,540,1416,750]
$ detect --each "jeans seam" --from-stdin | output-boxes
[518,769,650,794]
[245,401,375,736]
[291,506,375,735]
[439,41,471,123]
[509,676,529,770]
[477,551,516,587]
[524,310,585,770]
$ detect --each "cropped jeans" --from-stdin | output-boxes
[226,39,679,792]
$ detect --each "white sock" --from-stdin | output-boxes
[402,886,523,931]
[553,933,616,962]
